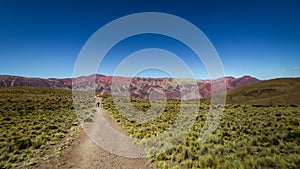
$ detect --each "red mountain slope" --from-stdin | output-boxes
[0,74,259,99]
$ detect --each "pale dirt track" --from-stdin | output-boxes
[33,100,153,169]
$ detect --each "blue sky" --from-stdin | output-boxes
[0,0,299,79]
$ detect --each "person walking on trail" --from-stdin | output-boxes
[96,101,100,107]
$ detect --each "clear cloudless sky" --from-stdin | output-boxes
[0,0,299,80]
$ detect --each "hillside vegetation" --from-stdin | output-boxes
[225,78,300,105]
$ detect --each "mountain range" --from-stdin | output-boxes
[0,74,259,100]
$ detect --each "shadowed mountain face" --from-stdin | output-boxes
[0,74,259,100]
[225,78,300,105]
[0,75,73,89]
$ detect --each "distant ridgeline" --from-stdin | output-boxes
[0,74,260,100]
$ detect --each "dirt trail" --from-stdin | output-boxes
[34,99,153,169]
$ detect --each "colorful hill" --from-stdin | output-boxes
[0,74,259,100]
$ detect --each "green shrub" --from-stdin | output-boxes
[13,138,32,150]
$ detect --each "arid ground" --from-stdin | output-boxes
[33,100,153,169]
